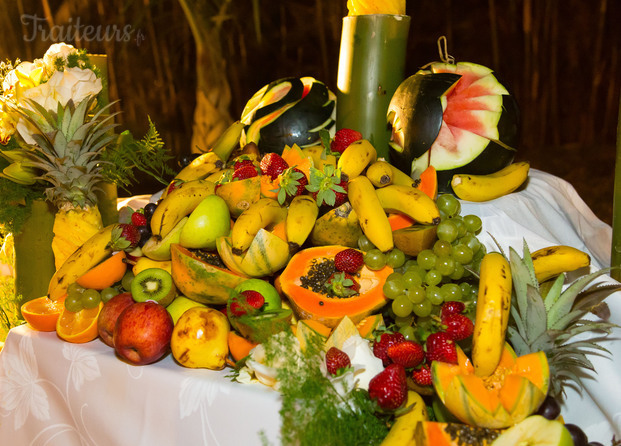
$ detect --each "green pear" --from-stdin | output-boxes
[166,295,206,325]
[491,415,574,446]
[179,195,231,249]
[142,217,188,260]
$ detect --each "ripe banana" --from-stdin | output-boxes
[337,139,377,180]
[347,176,393,252]
[133,257,172,276]
[150,179,216,238]
[374,185,441,225]
[366,160,394,188]
[531,245,591,283]
[389,164,416,187]
[210,120,245,162]
[380,390,428,446]
[47,224,116,301]
[174,151,225,182]
[285,195,319,250]
[451,161,530,202]
[231,198,287,254]
[472,252,512,377]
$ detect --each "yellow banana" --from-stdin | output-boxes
[380,390,428,446]
[174,151,225,182]
[451,161,530,202]
[133,257,173,276]
[347,176,393,252]
[374,185,441,225]
[231,198,287,254]
[150,179,216,238]
[531,245,591,283]
[337,139,377,180]
[47,224,116,301]
[366,160,394,188]
[389,164,417,188]
[285,195,319,250]
[210,120,245,162]
[472,252,512,377]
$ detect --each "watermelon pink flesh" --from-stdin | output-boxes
[427,122,494,169]
[446,95,503,112]
[443,109,501,141]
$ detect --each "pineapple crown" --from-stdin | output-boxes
[506,240,619,400]
[12,95,118,209]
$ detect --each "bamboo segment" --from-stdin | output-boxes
[336,14,410,160]
[611,94,621,281]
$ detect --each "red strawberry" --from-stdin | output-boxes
[368,363,408,410]
[334,248,364,273]
[277,167,308,202]
[233,158,255,171]
[440,301,466,320]
[260,153,289,180]
[387,340,425,369]
[131,212,148,227]
[325,347,351,376]
[108,223,141,251]
[330,128,363,154]
[229,290,265,317]
[411,363,433,387]
[425,332,458,364]
[165,178,184,196]
[443,314,474,341]
[373,332,406,366]
[232,164,259,181]
[323,272,360,297]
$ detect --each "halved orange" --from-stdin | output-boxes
[56,301,104,343]
[76,251,128,290]
[21,295,66,332]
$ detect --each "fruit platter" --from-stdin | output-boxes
[1,2,620,446]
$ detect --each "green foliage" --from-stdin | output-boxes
[100,117,175,193]
[0,234,24,342]
[0,176,45,235]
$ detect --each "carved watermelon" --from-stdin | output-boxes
[240,76,336,155]
[387,62,519,192]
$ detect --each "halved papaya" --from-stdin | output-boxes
[170,243,248,305]
[279,245,392,327]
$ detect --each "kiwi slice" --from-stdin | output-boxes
[131,268,177,306]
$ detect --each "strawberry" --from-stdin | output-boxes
[440,301,466,320]
[108,223,141,251]
[443,314,474,341]
[387,340,425,369]
[425,332,458,364]
[323,272,360,298]
[276,167,308,204]
[232,164,259,181]
[233,158,255,171]
[229,290,265,317]
[334,248,364,273]
[325,346,351,376]
[330,128,363,154]
[165,178,184,196]
[411,363,433,387]
[373,332,406,366]
[131,211,148,227]
[260,153,289,180]
[307,165,348,208]
[368,363,408,410]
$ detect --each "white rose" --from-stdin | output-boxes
[3,62,44,96]
[45,67,102,107]
[43,43,78,71]
[327,334,384,391]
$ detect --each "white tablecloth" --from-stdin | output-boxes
[0,169,619,445]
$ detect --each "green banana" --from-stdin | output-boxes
[211,120,246,162]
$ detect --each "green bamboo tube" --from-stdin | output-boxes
[96,181,119,226]
[336,14,411,160]
[611,95,621,281]
[14,199,56,307]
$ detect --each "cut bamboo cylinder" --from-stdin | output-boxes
[611,95,621,281]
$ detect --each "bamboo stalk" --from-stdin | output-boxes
[610,93,621,280]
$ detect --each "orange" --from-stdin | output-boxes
[56,302,104,343]
[76,251,128,290]
[228,331,258,362]
[21,295,66,332]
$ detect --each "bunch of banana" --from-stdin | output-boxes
[471,252,513,377]
[337,139,377,180]
[47,224,117,301]
[531,245,591,283]
[150,179,216,239]
[375,185,441,225]
[366,159,417,188]
[231,198,288,254]
[380,391,428,446]
[174,151,225,183]
[451,161,530,202]
[285,195,319,250]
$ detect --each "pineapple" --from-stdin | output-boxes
[506,241,618,400]
[15,96,117,269]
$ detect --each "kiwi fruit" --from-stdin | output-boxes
[130,268,177,306]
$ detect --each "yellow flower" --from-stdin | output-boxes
[0,162,39,185]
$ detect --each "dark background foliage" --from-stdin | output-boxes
[1,0,619,223]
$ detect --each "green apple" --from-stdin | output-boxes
[491,415,574,446]
[166,295,207,325]
[179,195,230,249]
[234,278,282,311]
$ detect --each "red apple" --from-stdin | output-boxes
[113,301,174,365]
[97,292,135,348]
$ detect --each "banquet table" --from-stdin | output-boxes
[1,169,620,445]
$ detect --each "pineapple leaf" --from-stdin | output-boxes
[573,283,621,312]
[543,273,566,312]
[506,326,530,356]
[525,284,548,338]
[509,246,536,318]
[66,99,91,140]
[548,268,613,330]
[510,305,527,340]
